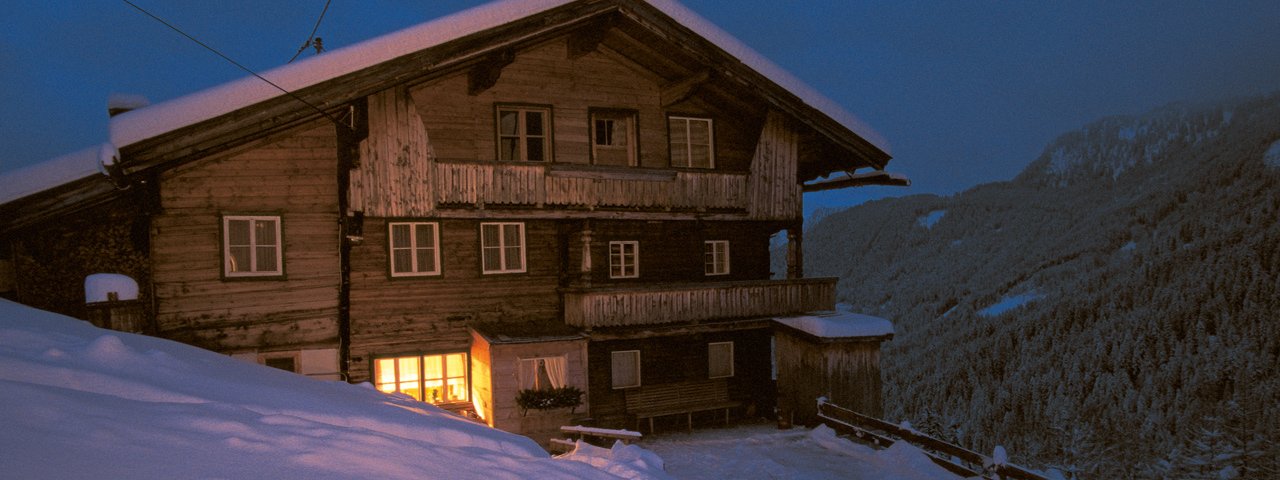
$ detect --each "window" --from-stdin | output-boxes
[374,353,469,404]
[704,240,730,276]
[389,222,441,277]
[497,106,551,162]
[519,356,567,390]
[480,223,526,274]
[708,342,734,378]
[611,350,641,389]
[223,215,283,277]
[591,110,637,166]
[669,116,714,168]
[259,352,299,373]
[609,241,639,279]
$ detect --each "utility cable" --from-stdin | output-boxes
[288,0,333,63]
[121,0,345,128]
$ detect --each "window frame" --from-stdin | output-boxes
[518,355,568,391]
[388,221,442,278]
[221,214,285,279]
[373,352,470,405]
[611,350,641,389]
[668,115,715,169]
[479,222,527,274]
[495,104,553,162]
[590,108,639,167]
[708,341,734,379]
[704,240,730,276]
[608,240,640,279]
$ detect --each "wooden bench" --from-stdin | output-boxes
[560,425,642,445]
[624,379,742,433]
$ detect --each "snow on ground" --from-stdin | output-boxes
[1264,139,1280,168]
[977,290,1042,317]
[641,422,960,480]
[917,210,946,229]
[0,299,661,479]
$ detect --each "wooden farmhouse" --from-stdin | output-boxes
[0,0,903,443]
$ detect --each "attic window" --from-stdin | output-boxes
[669,116,714,168]
[591,109,637,166]
[497,105,551,162]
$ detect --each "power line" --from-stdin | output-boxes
[121,0,345,128]
[289,0,333,63]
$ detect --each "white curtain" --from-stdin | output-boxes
[519,358,538,390]
[544,356,566,389]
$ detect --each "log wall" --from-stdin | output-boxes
[346,218,563,382]
[568,220,775,286]
[776,329,885,424]
[747,111,803,221]
[151,121,340,352]
[563,278,836,329]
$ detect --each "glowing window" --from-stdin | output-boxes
[374,353,469,404]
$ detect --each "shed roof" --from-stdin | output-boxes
[774,312,894,341]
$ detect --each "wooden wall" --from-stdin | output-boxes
[346,218,563,382]
[747,111,803,221]
[568,220,776,286]
[349,87,435,217]
[150,121,340,353]
[482,336,589,441]
[586,328,774,428]
[775,328,885,424]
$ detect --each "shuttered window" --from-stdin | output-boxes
[708,342,734,379]
[611,350,641,389]
[591,110,637,166]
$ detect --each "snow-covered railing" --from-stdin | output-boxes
[817,400,1047,480]
[562,278,836,328]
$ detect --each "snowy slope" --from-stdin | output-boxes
[0,299,662,479]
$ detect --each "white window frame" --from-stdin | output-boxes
[608,241,639,279]
[496,106,551,162]
[222,215,283,277]
[611,350,641,389]
[591,110,638,166]
[388,222,442,277]
[480,222,526,274]
[708,341,734,379]
[704,240,730,276]
[669,116,715,168]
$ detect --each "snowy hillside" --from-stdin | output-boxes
[0,299,664,479]
[795,92,1280,477]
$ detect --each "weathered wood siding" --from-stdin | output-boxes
[483,336,589,445]
[151,121,340,352]
[569,220,775,286]
[747,111,803,221]
[563,278,836,329]
[347,218,563,382]
[349,87,435,217]
[775,329,885,423]
[587,329,773,428]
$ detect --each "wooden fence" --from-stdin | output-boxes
[817,400,1048,480]
[562,278,836,329]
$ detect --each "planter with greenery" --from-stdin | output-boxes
[515,386,584,416]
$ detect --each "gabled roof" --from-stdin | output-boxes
[2,0,890,213]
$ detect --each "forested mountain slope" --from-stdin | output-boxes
[795,93,1280,477]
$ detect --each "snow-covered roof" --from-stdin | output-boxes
[109,0,889,154]
[0,144,105,205]
[774,311,894,339]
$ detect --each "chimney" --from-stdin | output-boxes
[107,93,150,117]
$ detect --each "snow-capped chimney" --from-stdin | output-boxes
[107,93,150,117]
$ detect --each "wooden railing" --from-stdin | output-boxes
[818,400,1048,480]
[433,160,747,211]
[562,278,836,329]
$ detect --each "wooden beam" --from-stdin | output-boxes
[566,16,614,59]
[467,49,516,96]
[660,70,711,107]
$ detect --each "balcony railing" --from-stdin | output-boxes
[434,160,747,211]
[562,278,837,329]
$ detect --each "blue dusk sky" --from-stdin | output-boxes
[2,1,1279,214]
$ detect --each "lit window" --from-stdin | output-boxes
[669,116,714,168]
[389,222,441,277]
[375,353,469,404]
[223,215,283,277]
[519,356,567,390]
[704,240,729,276]
[611,350,641,389]
[609,241,639,279]
[497,106,551,162]
[480,223,526,274]
[591,110,637,166]
[708,342,734,378]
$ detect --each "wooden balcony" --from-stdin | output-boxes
[434,160,747,211]
[562,278,837,329]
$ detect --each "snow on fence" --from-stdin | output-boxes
[816,400,1047,480]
